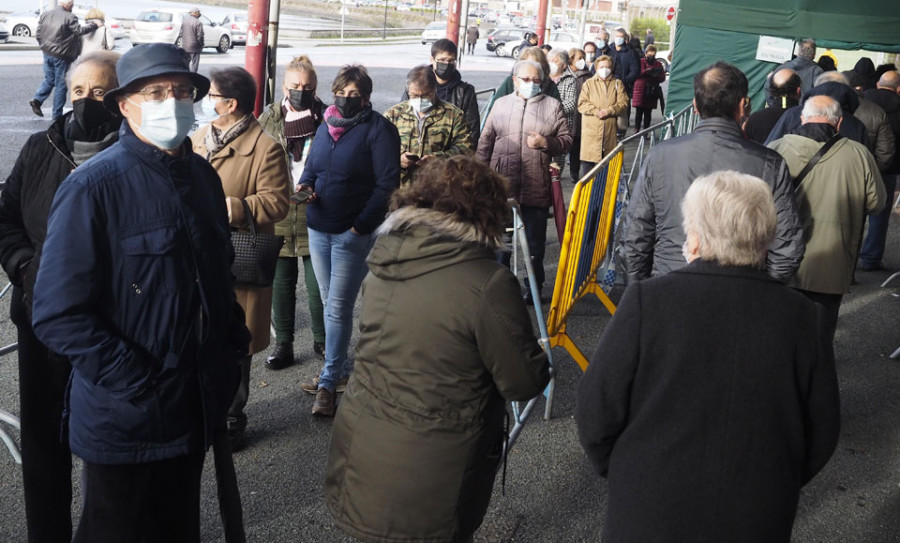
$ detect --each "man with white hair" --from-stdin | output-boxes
[477,59,572,302]
[769,95,885,343]
[31,0,100,118]
[178,7,204,72]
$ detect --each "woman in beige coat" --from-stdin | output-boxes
[578,54,628,178]
[192,66,290,450]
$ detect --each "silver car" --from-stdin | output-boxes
[130,9,233,53]
[221,12,247,46]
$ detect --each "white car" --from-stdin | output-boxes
[546,31,579,53]
[4,8,124,41]
[421,21,446,45]
[221,12,247,45]
[131,9,233,53]
[0,22,8,43]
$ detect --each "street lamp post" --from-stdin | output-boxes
[383,0,388,40]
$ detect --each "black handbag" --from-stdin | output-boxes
[230,200,284,287]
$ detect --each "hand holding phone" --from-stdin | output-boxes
[290,185,316,204]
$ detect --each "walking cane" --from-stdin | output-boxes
[213,427,246,543]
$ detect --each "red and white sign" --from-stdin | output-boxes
[666,6,676,21]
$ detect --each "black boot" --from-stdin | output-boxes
[265,342,294,370]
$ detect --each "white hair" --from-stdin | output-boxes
[801,96,841,124]
[514,60,544,81]
[681,171,776,269]
[58,0,74,5]
[814,71,849,87]
[548,49,569,67]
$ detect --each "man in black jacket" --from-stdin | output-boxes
[403,38,480,147]
[31,0,98,119]
[860,70,900,271]
[619,61,805,284]
[744,68,801,144]
[764,79,870,146]
[610,27,639,137]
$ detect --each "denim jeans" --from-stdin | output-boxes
[859,174,898,267]
[34,55,70,119]
[307,227,373,392]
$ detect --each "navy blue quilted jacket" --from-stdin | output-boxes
[32,122,250,465]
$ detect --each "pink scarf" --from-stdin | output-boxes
[323,105,348,141]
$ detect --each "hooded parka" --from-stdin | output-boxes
[325,208,550,543]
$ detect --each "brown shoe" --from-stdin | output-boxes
[300,375,349,395]
[311,388,336,417]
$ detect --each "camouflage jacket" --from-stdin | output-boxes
[384,100,473,184]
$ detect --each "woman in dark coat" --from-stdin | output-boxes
[0,51,122,543]
[631,44,666,133]
[575,170,841,543]
[326,156,550,543]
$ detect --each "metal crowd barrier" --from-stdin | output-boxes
[0,282,21,463]
[505,201,556,453]
[546,149,625,370]
[474,87,496,131]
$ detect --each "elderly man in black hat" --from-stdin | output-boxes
[31,43,250,542]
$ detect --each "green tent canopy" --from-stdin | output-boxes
[665,0,900,115]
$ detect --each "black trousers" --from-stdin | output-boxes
[569,136,582,182]
[634,106,653,131]
[74,451,206,543]
[14,286,74,543]
[500,205,549,288]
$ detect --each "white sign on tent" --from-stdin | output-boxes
[756,35,795,64]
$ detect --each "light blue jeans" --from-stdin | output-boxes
[307,227,373,392]
[34,55,70,119]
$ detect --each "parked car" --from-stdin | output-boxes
[486,27,531,58]
[421,20,445,44]
[546,31,579,52]
[0,22,8,43]
[131,9,233,53]
[221,12,247,45]
[4,7,124,41]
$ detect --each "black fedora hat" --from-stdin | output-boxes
[103,43,210,112]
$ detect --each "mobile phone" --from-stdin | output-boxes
[290,186,315,204]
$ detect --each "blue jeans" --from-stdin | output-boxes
[859,174,898,267]
[34,55,70,119]
[307,227,373,392]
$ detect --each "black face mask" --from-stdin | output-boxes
[288,88,315,111]
[72,98,116,136]
[433,62,456,80]
[334,95,364,118]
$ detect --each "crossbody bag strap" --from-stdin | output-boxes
[792,133,843,188]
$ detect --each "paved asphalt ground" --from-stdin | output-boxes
[1,40,900,543]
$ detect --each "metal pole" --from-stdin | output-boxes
[579,0,588,45]
[535,0,548,45]
[245,0,271,117]
[383,0,388,40]
[445,0,461,45]
[457,0,469,66]
[341,0,345,42]
[265,0,281,109]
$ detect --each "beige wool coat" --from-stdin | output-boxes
[193,119,291,354]
[578,76,628,163]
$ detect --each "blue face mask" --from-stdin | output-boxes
[518,81,540,99]
[128,97,195,150]
[614,37,625,47]
[597,40,607,48]
[409,97,433,114]
[201,96,223,120]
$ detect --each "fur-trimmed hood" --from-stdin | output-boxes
[368,207,501,282]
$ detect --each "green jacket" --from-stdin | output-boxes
[325,207,550,542]
[769,133,885,294]
[383,100,473,185]
[258,101,315,257]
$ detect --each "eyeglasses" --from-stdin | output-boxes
[208,93,234,101]
[517,77,540,83]
[434,58,457,65]
[133,84,198,103]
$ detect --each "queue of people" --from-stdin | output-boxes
[2,26,896,543]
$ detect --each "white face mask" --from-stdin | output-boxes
[128,97,195,150]
[551,63,562,76]
[598,67,612,79]
[518,81,540,99]
[585,52,595,62]
[575,59,586,71]
[202,95,224,120]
